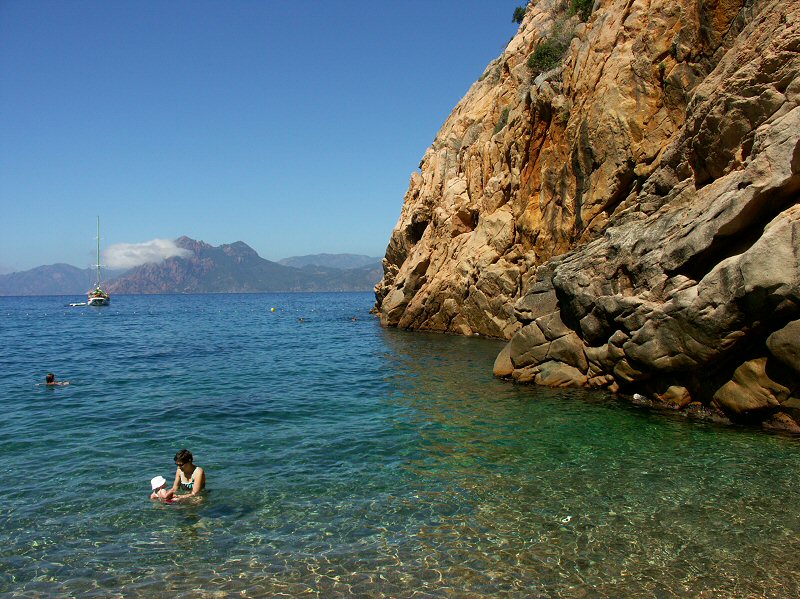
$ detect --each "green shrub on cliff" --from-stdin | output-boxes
[527,17,576,77]
[494,107,510,134]
[512,5,527,24]
[569,0,594,22]
[527,35,569,74]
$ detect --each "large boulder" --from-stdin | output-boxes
[767,320,800,376]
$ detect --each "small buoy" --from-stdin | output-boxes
[270,307,275,312]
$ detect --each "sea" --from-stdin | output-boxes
[1,292,799,597]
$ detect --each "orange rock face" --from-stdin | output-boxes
[375,0,800,429]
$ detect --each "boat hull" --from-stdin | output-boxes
[87,285,110,306]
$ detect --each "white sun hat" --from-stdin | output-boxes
[151,475,167,490]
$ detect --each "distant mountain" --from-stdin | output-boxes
[105,238,381,293]
[0,264,126,296]
[279,253,381,270]
[0,240,383,295]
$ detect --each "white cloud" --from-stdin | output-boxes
[103,239,192,269]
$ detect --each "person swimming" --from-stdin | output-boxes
[170,449,206,500]
[44,373,69,386]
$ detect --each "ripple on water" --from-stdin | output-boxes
[1,294,800,597]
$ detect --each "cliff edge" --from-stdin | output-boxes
[374,0,800,431]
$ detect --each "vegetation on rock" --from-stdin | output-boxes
[494,107,510,134]
[526,21,571,75]
[568,0,594,22]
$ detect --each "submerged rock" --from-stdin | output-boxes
[375,0,800,431]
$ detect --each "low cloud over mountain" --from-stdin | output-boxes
[103,239,192,269]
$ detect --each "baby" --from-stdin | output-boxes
[150,475,174,502]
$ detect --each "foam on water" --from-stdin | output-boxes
[1,293,799,597]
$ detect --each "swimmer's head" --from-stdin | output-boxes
[174,449,193,466]
[46,373,55,384]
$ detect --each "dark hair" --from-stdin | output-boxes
[174,449,193,464]
[46,373,55,383]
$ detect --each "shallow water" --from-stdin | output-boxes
[1,292,798,597]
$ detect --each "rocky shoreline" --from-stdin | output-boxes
[375,0,799,432]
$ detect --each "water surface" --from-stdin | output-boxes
[1,293,798,597]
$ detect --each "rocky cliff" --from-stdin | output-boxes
[374,0,800,431]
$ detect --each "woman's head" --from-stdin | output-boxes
[174,449,193,466]
[46,373,55,383]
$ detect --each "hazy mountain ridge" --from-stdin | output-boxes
[0,240,381,295]
[0,264,127,296]
[279,253,381,270]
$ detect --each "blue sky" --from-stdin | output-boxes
[0,0,522,273]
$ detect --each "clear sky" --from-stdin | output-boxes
[0,0,522,273]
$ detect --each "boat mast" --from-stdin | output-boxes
[96,216,102,287]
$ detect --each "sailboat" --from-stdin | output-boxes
[87,217,110,306]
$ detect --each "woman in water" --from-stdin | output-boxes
[170,449,206,500]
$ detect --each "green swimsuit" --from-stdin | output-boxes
[179,469,197,491]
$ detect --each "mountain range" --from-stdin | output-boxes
[278,253,380,270]
[0,264,124,296]
[0,238,382,295]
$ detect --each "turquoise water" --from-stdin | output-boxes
[1,292,799,597]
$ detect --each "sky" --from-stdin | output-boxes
[0,0,523,273]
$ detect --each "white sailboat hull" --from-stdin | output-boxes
[87,295,110,306]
